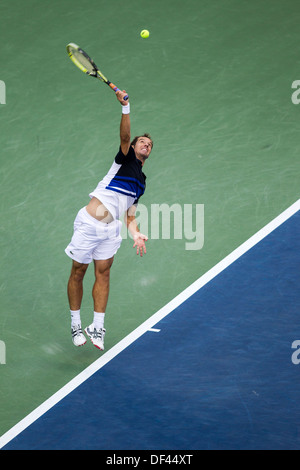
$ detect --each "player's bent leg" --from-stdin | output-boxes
[92,257,114,312]
[67,260,89,311]
[67,260,89,347]
[85,257,114,350]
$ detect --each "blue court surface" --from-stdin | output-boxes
[2,209,300,450]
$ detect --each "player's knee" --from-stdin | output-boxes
[71,263,88,282]
[95,266,110,281]
[94,258,114,279]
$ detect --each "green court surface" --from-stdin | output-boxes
[0,0,299,439]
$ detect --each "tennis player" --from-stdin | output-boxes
[65,90,153,349]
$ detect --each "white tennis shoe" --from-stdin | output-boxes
[71,325,87,347]
[85,324,106,350]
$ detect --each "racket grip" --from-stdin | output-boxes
[110,83,129,100]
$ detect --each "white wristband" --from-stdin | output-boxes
[122,103,130,114]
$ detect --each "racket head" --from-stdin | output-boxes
[66,43,99,77]
[66,42,126,97]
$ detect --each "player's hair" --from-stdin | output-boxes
[131,133,154,149]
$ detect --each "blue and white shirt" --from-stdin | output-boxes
[89,146,146,220]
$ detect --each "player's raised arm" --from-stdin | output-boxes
[116,90,131,155]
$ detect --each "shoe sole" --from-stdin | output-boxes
[72,339,87,347]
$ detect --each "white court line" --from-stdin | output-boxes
[0,199,299,449]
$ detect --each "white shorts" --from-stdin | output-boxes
[65,207,122,264]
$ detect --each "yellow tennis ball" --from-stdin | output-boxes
[140,29,150,39]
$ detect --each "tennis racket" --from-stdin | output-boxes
[66,43,128,100]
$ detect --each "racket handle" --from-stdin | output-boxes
[109,82,129,100]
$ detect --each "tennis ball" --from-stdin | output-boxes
[140,30,150,39]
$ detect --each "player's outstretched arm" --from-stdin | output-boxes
[116,90,131,155]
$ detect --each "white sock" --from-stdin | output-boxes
[93,311,105,330]
[70,309,81,328]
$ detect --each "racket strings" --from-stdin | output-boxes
[70,48,96,75]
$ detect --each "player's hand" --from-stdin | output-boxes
[133,233,148,257]
[116,89,129,106]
